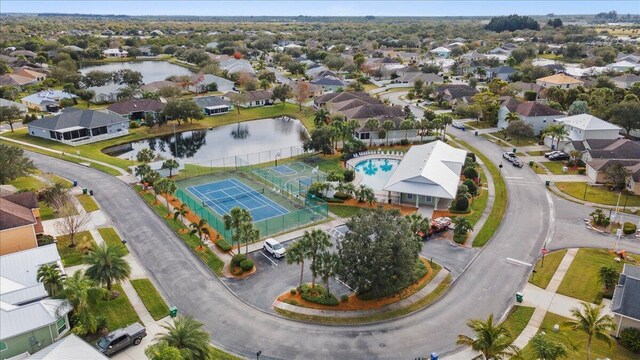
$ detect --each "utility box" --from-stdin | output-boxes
[169,306,178,318]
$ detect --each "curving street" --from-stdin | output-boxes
[26,124,638,359]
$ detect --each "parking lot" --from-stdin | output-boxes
[221,225,478,312]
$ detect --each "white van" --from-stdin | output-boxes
[263,238,286,258]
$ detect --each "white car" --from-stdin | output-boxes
[263,238,286,258]
[452,121,465,129]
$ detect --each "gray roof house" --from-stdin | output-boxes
[486,66,517,81]
[27,109,129,146]
[21,90,77,112]
[310,75,346,92]
[193,96,233,115]
[612,265,640,336]
[0,245,73,360]
[188,73,235,93]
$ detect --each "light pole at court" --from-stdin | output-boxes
[274,152,281,167]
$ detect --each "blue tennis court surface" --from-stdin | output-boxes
[272,165,296,175]
[187,178,289,221]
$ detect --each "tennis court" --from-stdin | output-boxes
[252,162,327,195]
[187,178,289,222]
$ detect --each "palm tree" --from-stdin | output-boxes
[416,119,431,142]
[382,120,396,146]
[85,243,132,292]
[189,219,211,249]
[173,204,189,226]
[343,183,356,199]
[407,212,431,237]
[436,114,453,141]
[563,302,617,360]
[313,108,330,128]
[161,159,180,177]
[457,314,521,360]
[453,216,474,239]
[286,239,308,289]
[302,229,332,288]
[356,184,375,204]
[530,333,568,360]
[155,177,177,214]
[62,270,106,334]
[314,251,338,295]
[400,119,414,140]
[223,207,252,253]
[145,341,185,360]
[505,111,520,123]
[364,118,380,147]
[37,263,66,297]
[157,315,211,360]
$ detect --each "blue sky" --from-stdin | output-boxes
[2,1,639,17]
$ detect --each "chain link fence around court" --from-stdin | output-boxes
[173,146,328,240]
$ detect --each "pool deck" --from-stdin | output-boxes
[346,150,405,196]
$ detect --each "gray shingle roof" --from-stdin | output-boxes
[193,96,231,108]
[612,265,640,321]
[28,109,128,131]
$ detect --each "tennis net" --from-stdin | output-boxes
[205,188,264,205]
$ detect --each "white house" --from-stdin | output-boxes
[102,48,128,58]
[612,74,640,89]
[430,47,451,58]
[497,98,564,135]
[551,114,621,149]
[21,90,77,111]
[383,140,467,210]
[606,60,640,72]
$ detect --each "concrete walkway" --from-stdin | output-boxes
[273,269,450,318]
[0,132,129,176]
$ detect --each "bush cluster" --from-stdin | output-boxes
[463,166,478,180]
[231,254,246,268]
[129,121,140,129]
[239,259,254,272]
[400,139,410,146]
[216,239,232,251]
[455,197,470,211]
[620,327,640,353]
[623,222,637,235]
[299,284,339,306]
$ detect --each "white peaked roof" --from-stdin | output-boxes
[430,46,451,53]
[25,333,108,360]
[557,114,621,131]
[0,299,71,340]
[607,60,639,69]
[383,141,467,200]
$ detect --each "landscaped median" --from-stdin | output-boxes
[449,136,507,247]
[273,260,452,325]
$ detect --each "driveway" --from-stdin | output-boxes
[26,132,560,360]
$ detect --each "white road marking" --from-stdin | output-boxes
[543,191,556,248]
[504,176,523,179]
[506,258,532,267]
[260,251,278,266]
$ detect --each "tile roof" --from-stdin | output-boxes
[500,96,522,112]
[537,73,584,85]
[515,102,564,117]
[340,103,404,120]
[588,139,640,160]
[0,192,37,230]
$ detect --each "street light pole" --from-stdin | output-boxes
[256,350,262,360]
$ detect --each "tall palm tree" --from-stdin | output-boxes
[85,243,132,292]
[313,108,330,128]
[302,229,332,288]
[286,239,308,289]
[364,118,380,147]
[530,333,569,360]
[400,119,414,140]
[62,270,106,334]
[37,263,66,297]
[505,111,520,123]
[563,302,617,360]
[145,341,185,360]
[552,125,569,150]
[223,207,252,253]
[161,159,180,177]
[314,251,338,295]
[157,315,211,360]
[452,216,474,239]
[155,177,177,214]
[343,183,356,199]
[456,314,521,360]
[436,114,453,141]
[190,219,211,249]
[416,119,431,142]
[407,212,431,237]
[173,204,189,226]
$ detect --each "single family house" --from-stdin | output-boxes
[27,109,129,145]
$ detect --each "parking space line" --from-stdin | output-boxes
[260,251,278,266]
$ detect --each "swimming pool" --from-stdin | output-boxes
[353,158,401,191]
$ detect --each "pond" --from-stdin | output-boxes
[104,118,309,165]
[79,61,193,96]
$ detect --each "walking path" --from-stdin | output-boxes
[273,268,450,318]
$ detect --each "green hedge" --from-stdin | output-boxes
[300,284,339,306]
[620,327,640,353]
[216,239,232,251]
[623,222,637,235]
[240,259,254,272]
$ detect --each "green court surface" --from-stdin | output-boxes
[251,161,328,196]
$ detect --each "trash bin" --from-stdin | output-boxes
[430,353,439,360]
[515,292,524,303]
[545,180,550,186]
[89,190,94,196]
[512,148,517,153]
[73,180,78,187]
[169,306,178,318]
[474,131,478,136]
[82,188,87,195]
[529,161,534,166]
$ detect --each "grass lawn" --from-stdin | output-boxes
[531,163,547,174]
[130,278,170,321]
[209,346,243,360]
[97,227,129,255]
[38,201,58,221]
[555,182,640,207]
[8,175,46,191]
[529,249,567,289]
[95,283,142,330]
[76,194,100,212]
[328,204,361,218]
[500,306,536,339]
[136,186,224,276]
[56,231,97,266]
[541,162,584,175]
[557,248,637,304]
[520,312,637,360]
[450,136,508,247]
[304,154,343,173]
[464,120,494,130]
[486,131,540,147]
[363,83,379,92]
[526,150,547,156]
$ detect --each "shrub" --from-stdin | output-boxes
[455,196,469,211]
[216,239,232,251]
[300,284,339,306]
[239,259,254,272]
[343,169,355,182]
[620,327,640,353]
[463,166,478,180]
[400,139,410,146]
[463,179,478,196]
[466,152,476,162]
[326,170,344,182]
[324,198,345,203]
[231,253,247,268]
[341,294,349,302]
[37,234,55,246]
[129,121,140,129]
[333,192,352,200]
[59,98,76,107]
[623,222,637,235]
[578,168,586,175]
[290,288,297,295]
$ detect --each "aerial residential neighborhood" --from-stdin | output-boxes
[1,1,640,359]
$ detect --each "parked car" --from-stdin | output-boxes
[503,152,516,162]
[96,323,146,356]
[452,121,465,130]
[544,150,562,158]
[263,238,286,258]
[420,217,451,239]
[549,153,570,161]
[512,159,524,168]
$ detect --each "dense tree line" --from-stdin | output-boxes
[485,15,540,32]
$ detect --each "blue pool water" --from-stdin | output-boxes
[353,158,400,191]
